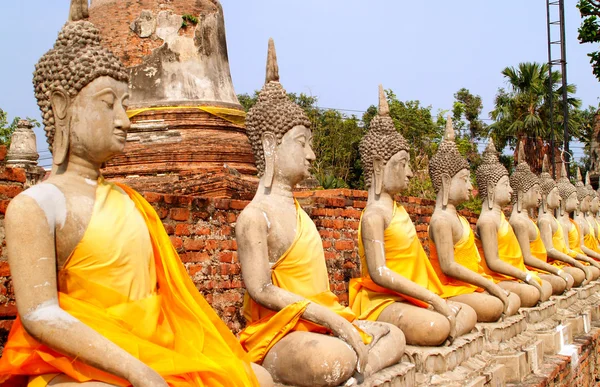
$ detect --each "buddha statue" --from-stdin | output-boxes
[573,170,600,260]
[555,162,600,279]
[508,142,572,294]
[236,40,405,387]
[348,91,477,347]
[587,177,600,248]
[428,119,521,322]
[475,141,552,307]
[0,2,270,386]
[537,155,590,286]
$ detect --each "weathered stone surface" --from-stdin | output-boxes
[130,9,156,38]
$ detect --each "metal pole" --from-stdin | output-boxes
[546,0,556,178]
[559,0,570,177]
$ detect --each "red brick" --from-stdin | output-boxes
[205,240,218,251]
[229,200,249,210]
[164,194,193,206]
[334,240,354,251]
[332,219,344,229]
[175,223,191,236]
[353,200,366,209]
[169,236,182,249]
[0,167,26,183]
[0,261,9,277]
[0,304,17,317]
[214,199,230,210]
[180,252,210,262]
[226,213,237,223]
[196,227,211,236]
[0,146,7,161]
[188,263,204,276]
[293,191,314,198]
[183,239,205,251]
[0,185,22,198]
[311,208,327,216]
[322,240,332,249]
[170,208,190,221]
[163,224,175,235]
[156,207,168,219]
[219,251,238,263]
[143,192,163,203]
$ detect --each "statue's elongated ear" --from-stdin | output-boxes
[441,173,451,208]
[373,156,384,196]
[262,132,276,189]
[50,89,70,166]
[517,190,523,213]
[487,182,495,210]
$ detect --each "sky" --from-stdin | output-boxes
[0,1,598,168]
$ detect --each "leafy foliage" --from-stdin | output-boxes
[489,62,581,172]
[452,88,487,139]
[181,14,199,28]
[577,0,600,81]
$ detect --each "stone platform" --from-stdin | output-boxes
[401,331,505,386]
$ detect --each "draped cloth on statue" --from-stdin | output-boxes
[549,218,570,268]
[429,214,493,290]
[477,213,541,284]
[526,220,550,274]
[568,219,585,255]
[349,203,475,322]
[239,200,371,364]
[0,179,258,387]
[583,219,600,254]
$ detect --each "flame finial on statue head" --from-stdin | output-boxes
[265,38,280,84]
[510,140,538,204]
[556,158,577,201]
[68,0,89,22]
[378,84,390,117]
[444,115,455,142]
[539,153,556,197]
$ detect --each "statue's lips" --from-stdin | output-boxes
[114,132,127,140]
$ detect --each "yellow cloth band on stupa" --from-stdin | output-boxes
[127,106,246,126]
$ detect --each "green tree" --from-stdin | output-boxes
[489,62,581,172]
[452,88,486,139]
[577,0,600,81]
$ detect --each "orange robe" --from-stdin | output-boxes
[549,218,571,268]
[526,219,550,274]
[429,213,494,289]
[239,200,370,364]
[349,203,475,321]
[0,179,258,387]
[583,218,600,254]
[568,219,585,256]
[477,213,540,284]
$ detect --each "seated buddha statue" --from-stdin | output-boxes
[585,176,600,251]
[573,170,600,259]
[537,155,590,286]
[428,118,521,322]
[508,143,572,295]
[475,141,552,307]
[0,2,269,386]
[348,90,477,347]
[555,162,600,279]
[236,40,405,387]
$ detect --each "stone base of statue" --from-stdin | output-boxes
[400,331,505,386]
[518,300,565,356]
[475,314,542,383]
[272,362,417,387]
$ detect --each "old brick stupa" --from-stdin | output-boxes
[90,0,257,198]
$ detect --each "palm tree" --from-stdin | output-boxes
[489,62,581,172]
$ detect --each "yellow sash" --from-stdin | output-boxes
[568,219,585,255]
[478,213,540,284]
[349,203,475,322]
[584,218,600,253]
[239,200,370,364]
[429,214,493,289]
[0,179,258,387]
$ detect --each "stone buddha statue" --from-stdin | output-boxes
[428,119,520,322]
[348,90,477,347]
[475,141,552,307]
[537,155,590,286]
[0,1,269,386]
[555,162,600,279]
[236,40,404,387]
[586,176,600,248]
[573,169,600,260]
[508,143,572,294]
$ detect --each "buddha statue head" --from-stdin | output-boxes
[539,154,560,212]
[556,161,578,215]
[575,168,592,214]
[246,39,313,189]
[35,0,130,169]
[475,140,511,210]
[587,173,599,215]
[428,116,471,207]
[509,141,540,213]
[359,85,411,196]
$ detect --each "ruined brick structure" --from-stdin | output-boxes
[89,0,258,196]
